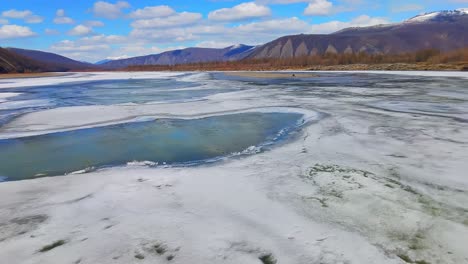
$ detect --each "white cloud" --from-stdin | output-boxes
[130,28,198,42]
[56,9,65,17]
[51,40,110,54]
[68,25,93,36]
[208,2,270,21]
[80,34,127,44]
[85,20,105,27]
[54,9,75,24]
[129,5,175,19]
[309,15,389,33]
[130,24,225,43]
[130,16,310,46]
[50,40,112,61]
[0,19,8,25]
[45,28,60,35]
[133,14,389,47]
[255,0,308,4]
[118,45,186,56]
[92,1,130,19]
[49,35,186,62]
[304,0,333,16]
[391,4,424,13]
[1,9,43,24]
[56,18,73,24]
[235,17,309,34]
[196,41,239,48]
[131,12,202,29]
[2,10,31,19]
[0,24,36,39]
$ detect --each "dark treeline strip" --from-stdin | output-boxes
[125,48,468,72]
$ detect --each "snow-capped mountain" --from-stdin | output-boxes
[247,9,468,59]
[99,9,468,67]
[406,8,468,23]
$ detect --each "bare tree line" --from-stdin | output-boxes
[125,48,468,71]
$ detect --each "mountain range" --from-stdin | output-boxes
[8,48,96,71]
[1,9,467,73]
[248,9,468,59]
[0,47,44,73]
[0,48,96,73]
[101,44,255,69]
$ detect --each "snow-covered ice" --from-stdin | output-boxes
[0,71,467,264]
[0,92,21,103]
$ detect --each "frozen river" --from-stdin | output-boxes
[0,71,467,264]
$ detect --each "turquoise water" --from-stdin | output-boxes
[0,112,303,181]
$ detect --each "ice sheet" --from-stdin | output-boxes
[0,71,467,264]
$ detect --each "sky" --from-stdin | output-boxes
[0,0,466,62]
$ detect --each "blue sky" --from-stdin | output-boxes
[0,0,466,62]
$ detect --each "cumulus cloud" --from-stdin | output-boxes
[129,16,308,46]
[54,9,75,24]
[80,34,127,44]
[0,19,8,25]
[129,5,175,19]
[45,28,60,35]
[68,25,93,36]
[131,12,202,29]
[235,17,309,34]
[304,0,334,16]
[195,41,239,48]
[130,28,197,43]
[391,4,424,13]
[49,36,185,62]
[91,1,130,19]
[127,12,389,49]
[50,40,111,62]
[130,24,225,43]
[1,9,43,23]
[51,40,109,52]
[255,0,309,4]
[85,20,105,27]
[0,24,36,39]
[120,45,186,55]
[208,2,271,21]
[309,15,389,33]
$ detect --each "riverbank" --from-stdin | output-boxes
[0,72,69,79]
[125,62,468,72]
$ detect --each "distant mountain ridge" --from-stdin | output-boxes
[1,9,467,72]
[247,9,468,59]
[7,48,96,71]
[101,44,255,68]
[0,47,44,73]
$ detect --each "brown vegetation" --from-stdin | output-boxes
[0,48,44,73]
[0,47,96,74]
[125,48,468,72]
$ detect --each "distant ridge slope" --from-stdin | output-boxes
[7,48,96,71]
[0,47,44,73]
[102,44,255,68]
[247,9,468,59]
